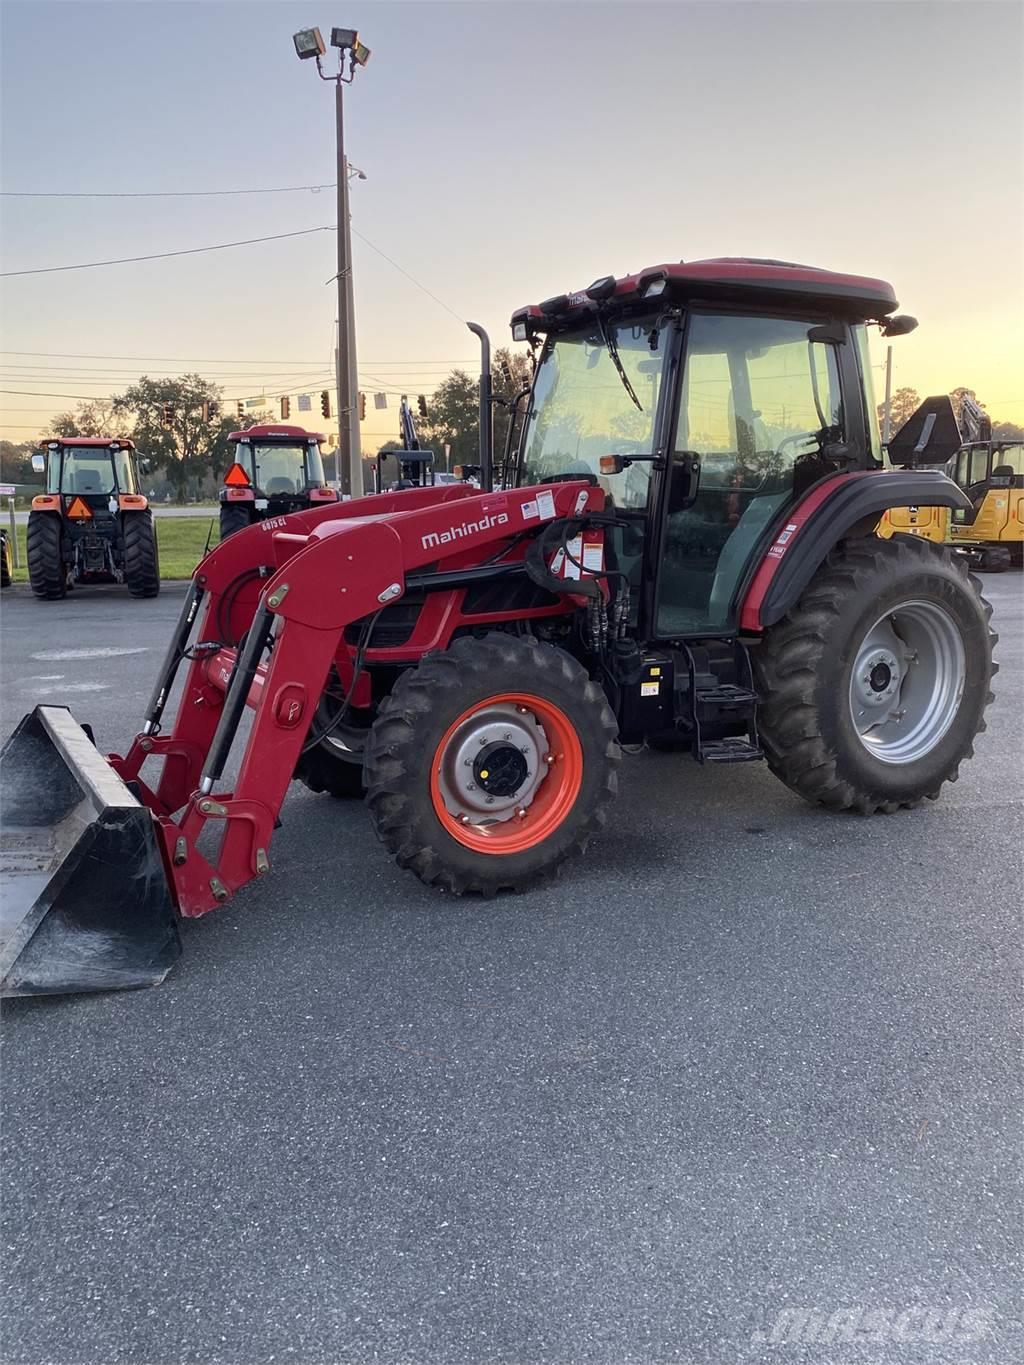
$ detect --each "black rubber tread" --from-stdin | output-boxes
[753,534,996,814]
[219,502,253,540]
[123,511,160,597]
[26,511,66,599]
[363,632,620,895]
[0,532,11,588]
[294,740,366,798]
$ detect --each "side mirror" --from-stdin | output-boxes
[31,453,46,474]
[138,458,152,474]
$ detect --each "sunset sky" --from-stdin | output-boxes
[2,0,1022,449]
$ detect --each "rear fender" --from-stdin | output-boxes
[30,495,61,511]
[738,470,972,631]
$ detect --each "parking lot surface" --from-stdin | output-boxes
[1,575,1021,1364]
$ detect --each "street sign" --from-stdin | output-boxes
[0,484,16,496]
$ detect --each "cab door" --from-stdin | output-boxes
[653,311,846,636]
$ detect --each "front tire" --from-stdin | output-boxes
[26,512,66,600]
[364,633,620,894]
[754,535,996,813]
[123,511,160,597]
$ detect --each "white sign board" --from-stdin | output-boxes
[0,484,16,496]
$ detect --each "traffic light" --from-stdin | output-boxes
[161,403,175,430]
[417,395,427,419]
[236,401,245,420]
[280,395,291,420]
[200,400,220,423]
[320,390,331,419]
[358,392,366,421]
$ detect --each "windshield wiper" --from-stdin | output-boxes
[596,315,643,412]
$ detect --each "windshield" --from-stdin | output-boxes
[246,441,325,494]
[50,448,132,495]
[519,316,666,510]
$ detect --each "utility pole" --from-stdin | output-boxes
[334,81,360,497]
[292,24,370,498]
[882,344,894,446]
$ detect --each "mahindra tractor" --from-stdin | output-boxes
[219,423,338,539]
[26,437,159,599]
[0,258,997,996]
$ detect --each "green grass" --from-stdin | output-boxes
[4,516,219,584]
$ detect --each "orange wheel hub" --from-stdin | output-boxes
[429,692,583,854]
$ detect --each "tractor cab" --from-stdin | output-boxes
[34,437,141,507]
[509,258,928,637]
[26,438,158,598]
[219,424,337,539]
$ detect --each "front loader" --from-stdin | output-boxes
[0,257,997,996]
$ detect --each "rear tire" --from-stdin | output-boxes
[754,535,996,813]
[123,511,160,597]
[0,532,11,588]
[364,632,620,894]
[26,511,66,600]
[219,502,253,540]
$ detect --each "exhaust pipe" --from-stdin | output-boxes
[0,707,180,997]
[467,321,494,493]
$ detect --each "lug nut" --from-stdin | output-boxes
[516,807,527,820]
[545,754,556,766]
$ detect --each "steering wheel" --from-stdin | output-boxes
[775,430,820,459]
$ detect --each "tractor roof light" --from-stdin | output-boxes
[512,322,528,342]
[47,441,60,450]
[586,275,617,302]
[293,27,326,60]
[641,276,667,298]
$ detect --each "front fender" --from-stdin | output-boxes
[738,470,971,632]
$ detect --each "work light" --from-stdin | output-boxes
[293,27,325,60]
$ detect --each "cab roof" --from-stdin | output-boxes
[228,424,324,443]
[39,436,135,450]
[511,257,900,335]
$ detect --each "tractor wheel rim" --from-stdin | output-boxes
[431,693,583,854]
[848,599,966,764]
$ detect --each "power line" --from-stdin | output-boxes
[351,227,464,324]
[2,183,336,200]
[0,226,335,278]
[0,350,480,365]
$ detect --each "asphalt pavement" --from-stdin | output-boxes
[1,575,1021,1365]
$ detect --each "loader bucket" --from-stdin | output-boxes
[0,707,181,997]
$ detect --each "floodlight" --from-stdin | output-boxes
[331,27,358,49]
[293,27,326,60]
[352,41,371,66]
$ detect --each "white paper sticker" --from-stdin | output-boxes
[582,542,603,572]
[562,535,583,580]
[641,681,660,697]
[536,489,556,520]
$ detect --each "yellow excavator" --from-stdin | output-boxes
[880,395,1023,570]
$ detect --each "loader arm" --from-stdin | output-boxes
[111,480,601,919]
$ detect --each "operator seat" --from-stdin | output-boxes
[266,477,298,495]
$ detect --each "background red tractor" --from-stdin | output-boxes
[0,257,997,995]
[26,437,159,599]
[218,424,338,540]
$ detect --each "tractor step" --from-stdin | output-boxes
[696,735,764,764]
[680,642,763,767]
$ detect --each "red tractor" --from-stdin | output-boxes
[26,437,159,599]
[1,258,996,995]
[218,423,338,539]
